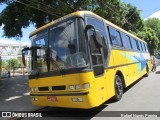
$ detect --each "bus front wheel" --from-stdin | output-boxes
[113,75,123,101]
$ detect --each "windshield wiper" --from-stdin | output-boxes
[50,59,65,75]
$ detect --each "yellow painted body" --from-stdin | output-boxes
[29,49,151,109]
[29,71,115,108]
[29,11,151,109]
[108,49,151,87]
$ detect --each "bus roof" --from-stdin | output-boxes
[30,11,146,43]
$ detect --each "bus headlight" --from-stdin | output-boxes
[69,83,89,90]
[83,83,90,89]
[75,85,81,90]
[69,85,81,90]
[30,87,38,92]
[69,85,75,90]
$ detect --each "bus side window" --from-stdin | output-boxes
[121,33,132,49]
[145,44,149,52]
[130,37,138,50]
[141,42,145,51]
[142,42,146,52]
[108,26,122,46]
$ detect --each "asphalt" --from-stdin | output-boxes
[0,75,41,111]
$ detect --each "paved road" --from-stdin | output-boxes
[0,75,40,111]
[27,67,160,120]
[1,67,160,120]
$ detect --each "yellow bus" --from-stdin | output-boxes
[22,11,151,109]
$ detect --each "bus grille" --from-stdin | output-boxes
[38,86,66,91]
[38,87,49,91]
[52,86,66,90]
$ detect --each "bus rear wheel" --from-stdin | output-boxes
[113,75,123,101]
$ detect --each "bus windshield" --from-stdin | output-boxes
[30,18,88,74]
[30,31,48,74]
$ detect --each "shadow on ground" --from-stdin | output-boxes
[155,71,160,74]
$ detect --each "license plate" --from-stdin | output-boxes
[47,96,58,102]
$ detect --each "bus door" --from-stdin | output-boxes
[86,17,108,103]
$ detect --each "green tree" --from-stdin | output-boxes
[6,58,20,71]
[144,18,160,50]
[1,60,6,68]
[94,2,144,33]
[135,27,159,55]
[145,18,160,40]
[122,4,144,32]
[0,0,144,39]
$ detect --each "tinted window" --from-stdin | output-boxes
[130,37,137,50]
[121,33,131,49]
[141,42,146,51]
[108,26,122,46]
[142,43,146,51]
[87,18,105,31]
[145,44,149,52]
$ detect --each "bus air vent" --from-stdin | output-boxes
[38,87,49,91]
[52,86,66,90]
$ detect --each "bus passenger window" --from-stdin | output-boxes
[140,42,145,51]
[142,43,146,51]
[108,26,122,46]
[145,44,149,52]
[130,37,138,50]
[121,33,131,49]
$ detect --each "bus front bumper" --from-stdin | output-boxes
[30,90,97,109]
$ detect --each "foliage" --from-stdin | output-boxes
[2,60,6,68]
[135,27,159,55]
[121,3,144,32]
[145,18,160,40]
[5,58,20,70]
[0,0,158,54]
[92,1,144,33]
[144,18,160,50]
[0,0,143,38]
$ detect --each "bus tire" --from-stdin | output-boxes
[144,65,149,77]
[113,75,123,101]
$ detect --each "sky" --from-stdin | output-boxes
[0,0,160,45]
[121,0,160,19]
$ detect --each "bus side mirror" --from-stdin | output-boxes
[22,47,30,67]
[22,51,26,67]
[93,30,103,48]
[85,24,103,48]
